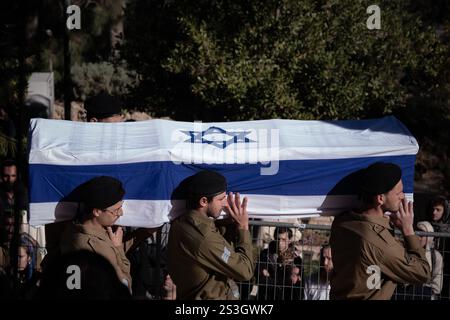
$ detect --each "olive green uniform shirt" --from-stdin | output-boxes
[330,212,431,300]
[168,210,254,300]
[60,223,132,290]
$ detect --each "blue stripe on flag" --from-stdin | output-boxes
[29,155,415,203]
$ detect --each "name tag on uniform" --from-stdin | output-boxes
[221,247,231,263]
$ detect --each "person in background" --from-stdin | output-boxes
[84,92,124,123]
[427,196,449,250]
[416,221,443,300]
[304,244,334,300]
[426,195,449,298]
[0,213,14,273]
[17,233,40,298]
[256,226,303,300]
[394,221,444,300]
[0,159,28,218]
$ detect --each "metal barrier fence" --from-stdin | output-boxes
[1,216,449,300]
[156,219,450,301]
[238,220,331,301]
[244,220,450,301]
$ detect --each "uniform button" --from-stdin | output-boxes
[373,225,383,233]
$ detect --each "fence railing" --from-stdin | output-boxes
[2,217,449,300]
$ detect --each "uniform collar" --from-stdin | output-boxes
[75,223,110,242]
[187,210,216,227]
[349,211,393,230]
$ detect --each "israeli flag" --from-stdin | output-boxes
[28,116,418,227]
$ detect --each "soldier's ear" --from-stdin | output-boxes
[92,208,102,217]
[375,194,384,206]
[199,196,209,208]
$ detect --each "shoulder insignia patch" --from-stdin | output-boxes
[221,246,231,263]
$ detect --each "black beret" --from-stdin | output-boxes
[85,92,122,119]
[81,176,125,209]
[186,170,227,198]
[360,162,402,195]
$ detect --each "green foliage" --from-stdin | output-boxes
[0,0,24,109]
[71,61,140,100]
[123,0,449,122]
[0,133,17,158]
[0,60,20,107]
[32,0,127,99]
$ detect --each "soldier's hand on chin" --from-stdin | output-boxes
[389,198,415,236]
[224,192,249,231]
[107,226,124,247]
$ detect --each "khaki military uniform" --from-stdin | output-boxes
[60,223,132,289]
[330,212,431,300]
[168,210,254,300]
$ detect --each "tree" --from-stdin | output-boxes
[71,61,140,101]
[26,0,130,100]
[122,0,449,123]
[0,0,43,157]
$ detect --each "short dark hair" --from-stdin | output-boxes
[320,244,331,266]
[431,196,447,208]
[293,256,303,268]
[274,227,293,239]
[1,159,16,171]
[320,243,331,256]
[186,194,215,210]
[428,195,449,223]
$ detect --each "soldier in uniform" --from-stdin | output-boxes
[167,170,254,300]
[60,176,132,291]
[330,162,431,300]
